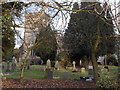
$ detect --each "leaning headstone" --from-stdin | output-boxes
[72,61,77,71]
[6,61,10,72]
[88,66,93,76]
[11,61,16,72]
[46,59,51,69]
[54,61,59,70]
[45,68,53,79]
[81,67,85,73]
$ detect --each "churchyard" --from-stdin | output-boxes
[1,60,118,81]
[1,0,120,89]
[1,58,119,88]
[2,65,118,80]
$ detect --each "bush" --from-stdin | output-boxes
[107,56,118,66]
[56,51,71,67]
[96,76,119,89]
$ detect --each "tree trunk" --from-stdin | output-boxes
[91,18,100,83]
[91,51,98,83]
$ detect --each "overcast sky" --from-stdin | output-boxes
[14,0,120,48]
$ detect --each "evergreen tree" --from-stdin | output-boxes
[2,2,23,61]
[63,2,116,82]
[34,26,57,63]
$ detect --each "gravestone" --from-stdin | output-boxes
[88,66,93,76]
[46,59,51,69]
[72,61,77,71]
[26,60,30,70]
[40,59,43,65]
[81,67,85,73]
[54,61,59,70]
[6,61,10,72]
[80,60,81,66]
[45,68,53,79]
[11,61,16,72]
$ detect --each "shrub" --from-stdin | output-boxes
[56,51,71,67]
[96,76,119,89]
[107,55,118,66]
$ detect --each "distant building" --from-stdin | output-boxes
[20,12,50,59]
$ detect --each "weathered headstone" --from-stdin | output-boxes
[81,67,85,73]
[6,61,10,72]
[72,61,77,71]
[40,59,43,65]
[11,62,16,72]
[54,61,59,70]
[45,68,53,79]
[46,59,51,69]
[26,60,30,70]
[88,66,93,76]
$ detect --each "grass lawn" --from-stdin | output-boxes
[2,64,119,81]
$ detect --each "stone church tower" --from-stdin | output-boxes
[21,11,50,59]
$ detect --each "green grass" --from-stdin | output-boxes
[2,64,118,81]
[98,65,119,81]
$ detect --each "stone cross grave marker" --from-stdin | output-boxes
[72,61,76,71]
[46,59,51,69]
